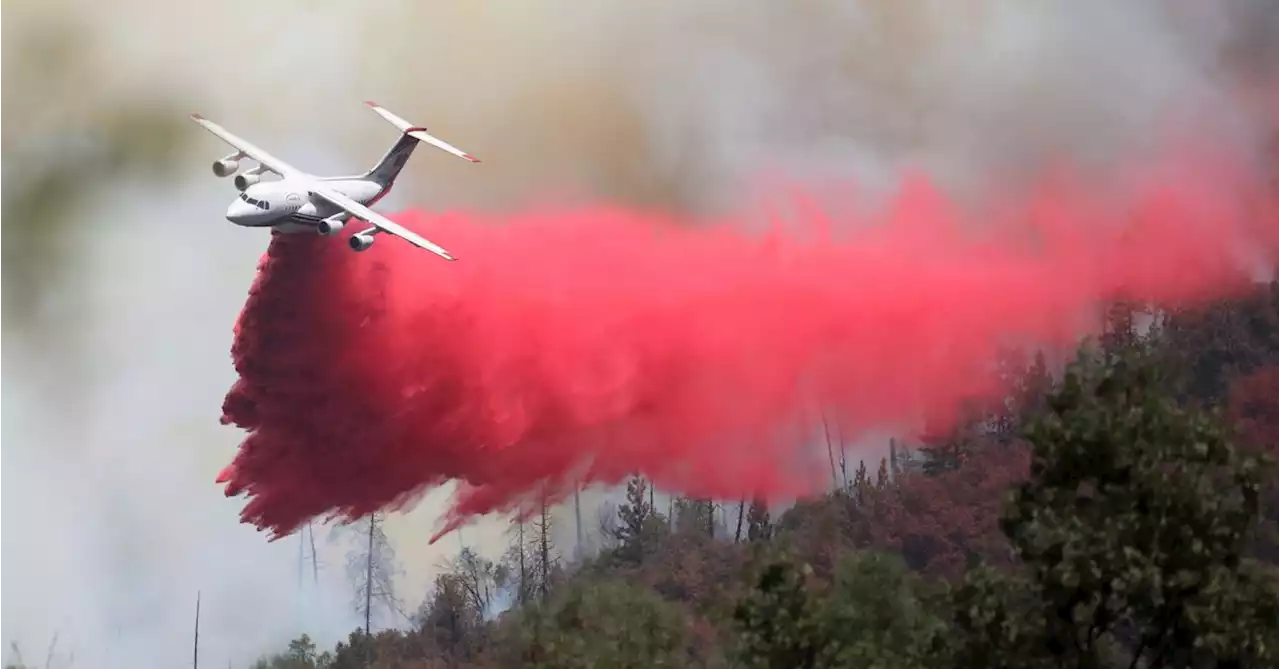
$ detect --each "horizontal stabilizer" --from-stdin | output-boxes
[363,100,481,164]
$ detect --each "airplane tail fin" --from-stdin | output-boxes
[364,100,481,164]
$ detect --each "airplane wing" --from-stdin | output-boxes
[188,113,305,179]
[190,112,456,261]
[310,186,457,261]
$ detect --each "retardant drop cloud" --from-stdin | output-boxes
[216,141,1274,543]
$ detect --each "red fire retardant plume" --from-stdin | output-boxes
[218,147,1275,542]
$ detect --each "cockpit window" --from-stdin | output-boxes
[240,192,267,207]
[238,191,271,210]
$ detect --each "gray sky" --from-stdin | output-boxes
[2,0,1273,666]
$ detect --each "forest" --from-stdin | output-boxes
[225,278,1278,669]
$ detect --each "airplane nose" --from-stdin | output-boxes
[226,201,254,223]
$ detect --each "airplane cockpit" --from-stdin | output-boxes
[239,191,271,210]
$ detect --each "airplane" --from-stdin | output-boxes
[188,101,480,260]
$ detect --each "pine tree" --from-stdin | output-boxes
[613,475,665,563]
[673,496,716,536]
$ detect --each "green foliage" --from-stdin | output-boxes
[733,558,820,669]
[324,629,414,669]
[942,565,1049,668]
[946,342,1278,667]
[816,552,948,668]
[415,571,487,662]
[674,497,719,537]
[250,634,333,669]
[613,476,668,564]
[733,552,946,669]
[504,579,694,668]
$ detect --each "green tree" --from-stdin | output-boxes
[816,552,946,668]
[508,579,693,668]
[947,343,1278,667]
[325,629,409,669]
[733,558,820,669]
[285,635,318,667]
[416,572,483,664]
[612,475,667,564]
[673,496,719,537]
[733,552,945,669]
[249,633,332,669]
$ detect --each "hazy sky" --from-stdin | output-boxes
[2,0,1273,666]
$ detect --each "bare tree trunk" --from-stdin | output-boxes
[44,632,60,669]
[706,500,715,538]
[539,498,551,601]
[518,520,527,605]
[735,499,745,543]
[365,516,375,636]
[308,522,319,585]
[649,479,655,512]
[298,523,320,589]
[837,423,848,489]
[573,486,583,560]
[192,591,201,669]
[297,529,304,591]
[822,412,839,491]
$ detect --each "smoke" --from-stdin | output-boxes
[2,3,400,666]
[361,0,1275,211]
[3,0,1273,665]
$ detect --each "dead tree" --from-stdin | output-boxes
[339,512,404,635]
[533,495,556,601]
[735,498,746,543]
[192,592,200,669]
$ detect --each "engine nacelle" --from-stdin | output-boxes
[349,232,376,252]
[233,173,261,190]
[317,216,347,236]
[212,159,240,178]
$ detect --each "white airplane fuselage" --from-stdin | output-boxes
[226,178,384,235]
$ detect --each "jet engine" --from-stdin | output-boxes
[212,158,240,177]
[316,215,347,236]
[233,173,261,190]
[349,232,376,252]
